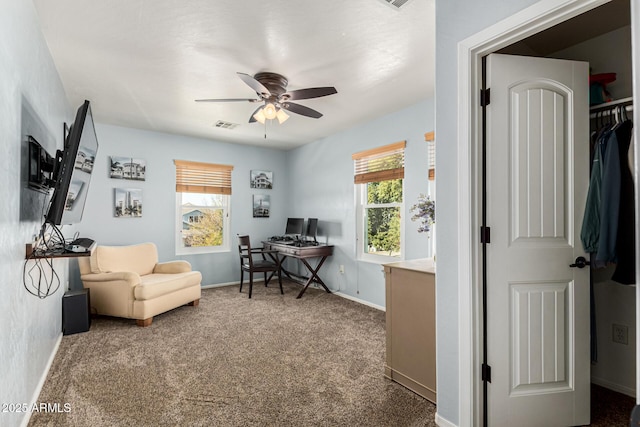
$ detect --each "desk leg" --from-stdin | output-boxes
[296,256,330,299]
[265,253,284,285]
[277,254,297,282]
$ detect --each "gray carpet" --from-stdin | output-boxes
[29,281,437,426]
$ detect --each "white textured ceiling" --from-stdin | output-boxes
[33,0,435,150]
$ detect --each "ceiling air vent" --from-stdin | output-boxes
[378,0,413,10]
[214,120,239,130]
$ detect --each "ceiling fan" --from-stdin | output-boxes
[195,72,337,124]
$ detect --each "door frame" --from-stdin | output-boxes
[455,0,638,425]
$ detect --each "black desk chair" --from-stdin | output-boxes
[237,235,283,298]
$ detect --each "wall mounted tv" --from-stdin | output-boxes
[45,100,98,225]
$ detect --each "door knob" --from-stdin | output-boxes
[569,256,590,268]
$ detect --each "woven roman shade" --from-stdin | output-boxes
[352,141,406,184]
[174,160,234,195]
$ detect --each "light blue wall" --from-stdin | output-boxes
[435,0,540,425]
[71,124,289,287]
[72,99,434,305]
[286,99,434,308]
[0,1,72,426]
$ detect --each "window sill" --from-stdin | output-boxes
[176,247,230,256]
[358,254,404,265]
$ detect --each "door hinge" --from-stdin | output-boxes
[482,363,492,383]
[480,88,491,106]
[480,226,491,244]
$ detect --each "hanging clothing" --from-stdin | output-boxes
[581,114,635,284]
[580,130,605,252]
[611,119,635,284]
[582,110,635,364]
[580,126,613,253]
[595,129,620,266]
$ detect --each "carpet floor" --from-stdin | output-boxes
[29,281,437,426]
[590,383,635,427]
[27,281,635,426]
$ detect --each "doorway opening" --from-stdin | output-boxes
[494,0,635,424]
[457,0,637,425]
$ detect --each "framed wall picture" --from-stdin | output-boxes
[110,156,146,181]
[250,170,273,189]
[253,194,270,218]
[114,188,143,217]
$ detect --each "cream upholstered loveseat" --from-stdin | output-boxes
[78,243,202,327]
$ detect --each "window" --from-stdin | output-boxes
[353,141,405,262]
[174,160,233,254]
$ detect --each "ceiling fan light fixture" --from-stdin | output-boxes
[276,108,290,124]
[253,109,266,124]
[263,102,277,120]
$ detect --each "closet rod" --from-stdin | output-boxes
[589,96,634,118]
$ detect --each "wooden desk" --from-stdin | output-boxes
[262,241,334,298]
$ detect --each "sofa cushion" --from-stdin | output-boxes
[91,243,158,276]
[134,271,202,301]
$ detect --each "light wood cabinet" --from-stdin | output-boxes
[383,258,436,403]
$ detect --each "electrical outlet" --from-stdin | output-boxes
[339,265,345,274]
[612,323,629,345]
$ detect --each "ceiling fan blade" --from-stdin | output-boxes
[195,98,258,103]
[281,87,337,101]
[237,72,271,97]
[280,102,323,119]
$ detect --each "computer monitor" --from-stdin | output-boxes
[285,218,304,236]
[306,218,318,241]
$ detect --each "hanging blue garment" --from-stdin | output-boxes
[580,130,606,252]
[595,130,621,265]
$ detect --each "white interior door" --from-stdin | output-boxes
[485,53,590,426]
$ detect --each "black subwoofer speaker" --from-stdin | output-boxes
[62,289,91,335]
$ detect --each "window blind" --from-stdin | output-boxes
[352,141,406,184]
[174,160,234,195]
[425,131,435,181]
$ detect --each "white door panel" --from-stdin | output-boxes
[486,53,589,426]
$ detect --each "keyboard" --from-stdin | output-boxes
[274,240,295,245]
[268,236,297,245]
[294,240,320,247]
[269,235,294,242]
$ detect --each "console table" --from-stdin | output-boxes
[262,241,334,298]
[383,258,436,403]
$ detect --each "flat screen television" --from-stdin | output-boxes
[285,217,304,236]
[306,218,318,241]
[45,100,98,225]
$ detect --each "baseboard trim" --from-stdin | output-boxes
[332,291,385,311]
[435,412,457,427]
[20,333,63,427]
[201,282,386,312]
[201,281,240,289]
[202,278,275,289]
[592,376,636,398]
